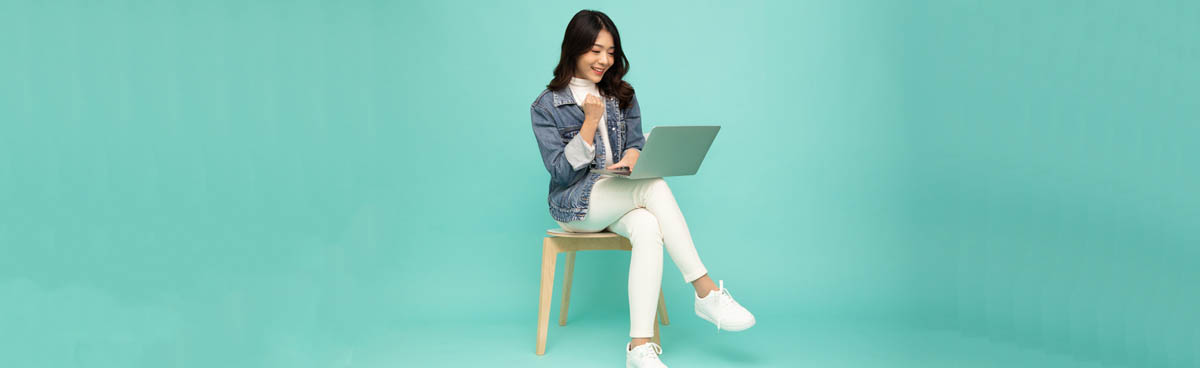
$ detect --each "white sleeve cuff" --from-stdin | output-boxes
[564,134,595,170]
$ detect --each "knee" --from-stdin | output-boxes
[623,209,663,246]
[647,178,668,191]
[642,178,672,197]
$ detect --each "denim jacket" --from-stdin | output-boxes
[530,88,645,222]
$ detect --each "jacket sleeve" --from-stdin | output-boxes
[564,135,596,170]
[623,95,645,152]
[532,104,590,187]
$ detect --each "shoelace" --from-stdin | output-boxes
[633,342,663,360]
[713,280,734,332]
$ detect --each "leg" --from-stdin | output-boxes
[607,208,663,342]
[535,238,558,355]
[572,177,710,285]
[558,251,576,326]
[657,287,670,325]
[652,310,661,346]
[632,178,710,284]
[691,273,720,298]
[554,177,638,233]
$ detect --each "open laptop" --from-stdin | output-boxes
[590,125,720,179]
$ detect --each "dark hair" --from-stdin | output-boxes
[547,10,635,110]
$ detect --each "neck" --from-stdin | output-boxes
[569,76,597,87]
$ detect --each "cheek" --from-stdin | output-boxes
[577,55,595,68]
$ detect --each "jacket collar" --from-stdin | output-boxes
[551,87,616,108]
[551,87,576,107]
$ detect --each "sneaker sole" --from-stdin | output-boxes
[695,310,756,332]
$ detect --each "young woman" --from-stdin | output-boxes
[529,10,756,368]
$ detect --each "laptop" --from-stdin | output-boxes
[591,125,720,179]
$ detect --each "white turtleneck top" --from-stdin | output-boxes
[563,77,614,170]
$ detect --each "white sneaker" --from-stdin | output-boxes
[694,280,756,332]
[626,341,668,368]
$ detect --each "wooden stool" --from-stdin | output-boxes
[536,228,670,355]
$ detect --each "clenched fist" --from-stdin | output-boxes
[583,93,605,123]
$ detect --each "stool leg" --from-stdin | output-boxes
[558,251,576,326]
[536,238,558,355]
[657,287,670,325]
[652,309,661,346]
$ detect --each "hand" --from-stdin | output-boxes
[606,149,639,172]
[582,93,605,123]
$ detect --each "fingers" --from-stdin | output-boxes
[583,95,604,117]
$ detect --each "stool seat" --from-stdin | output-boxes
[535,228,670,355]
[545,228,621,238]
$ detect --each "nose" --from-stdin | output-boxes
[599,52,610,66]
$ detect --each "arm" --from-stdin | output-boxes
[564,134,596,170]
[532,105,590,187]
[578,93,603,146]
[565,96,604,169]
[623,95,645,151]
[563,94,606,170]
[605,96,645,170]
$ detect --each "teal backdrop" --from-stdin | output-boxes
[2,0,1196,367]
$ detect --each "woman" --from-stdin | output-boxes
[529,10,756,368]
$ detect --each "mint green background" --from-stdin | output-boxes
[2,1,1196,367]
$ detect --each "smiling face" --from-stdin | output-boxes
[573,28,615,84]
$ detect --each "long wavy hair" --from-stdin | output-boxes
[547,10,635,110]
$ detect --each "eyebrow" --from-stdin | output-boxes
[593,44,615,50]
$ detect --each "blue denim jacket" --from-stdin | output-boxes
[530,88,645,222]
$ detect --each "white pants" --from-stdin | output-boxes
[556,176,709,338]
